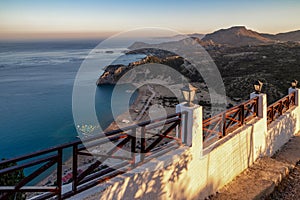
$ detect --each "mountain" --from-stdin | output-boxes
[130,27,300,48]
[263,30,300,42]
[202,26,273,47]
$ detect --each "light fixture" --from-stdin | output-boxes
[181,83,197,107]
[253,80,263,94]
[291,79,298,89]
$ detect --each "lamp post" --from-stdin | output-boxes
[291,79,298,89]
[253,80,263,94]
[181,83,197,107]
[176,83,202,149]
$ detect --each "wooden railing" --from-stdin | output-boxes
[0,112,186,200]
[203,97,259,142]
[267,92,296,125]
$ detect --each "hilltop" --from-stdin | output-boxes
[201,26,300,47]
[202,26,272,47]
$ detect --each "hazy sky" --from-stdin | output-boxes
[1,0,300,40]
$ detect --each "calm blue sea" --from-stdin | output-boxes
[0,40,143,159]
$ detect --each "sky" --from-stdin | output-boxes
[0,0,300,40]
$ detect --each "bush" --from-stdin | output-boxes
[0,158,26,200]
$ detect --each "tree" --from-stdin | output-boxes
[0,158,26,200]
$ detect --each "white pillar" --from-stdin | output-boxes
[289,88,300,133]
[250,92,267,118]
[250,92,268,159]
[176,103,203,155]
[288,88,300,106]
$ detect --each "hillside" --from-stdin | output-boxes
[202,26,273,47]
[264,30,300,41]
[97,26,300,104]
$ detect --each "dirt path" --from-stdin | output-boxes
[135,84,156,121]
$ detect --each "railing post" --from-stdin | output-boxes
[286,96,290,110]
[222,113,226,137]
[250,93,268,159]
[57,149,63,199]
[289,88,300,133]
[176,102,203,157]
[250,92,267,118]
[140,126,146,162]
[72,145,78,193]
[131,128,136,167]
[279,101,283,115]
[288,87,300,106]
[271,106,274,122]
[240,104,245,125]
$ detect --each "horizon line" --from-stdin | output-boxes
[1,26,300,41]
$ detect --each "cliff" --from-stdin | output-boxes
[96,54,189,85]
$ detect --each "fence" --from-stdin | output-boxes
[88,88,300,200]
[202,97,259,142]
[0,112,185,200]
[0,89,299,200]
[267,92,296,124]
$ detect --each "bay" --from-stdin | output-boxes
[0,40,142,160]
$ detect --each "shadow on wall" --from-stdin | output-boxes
[96,109,299,200]
[247,125,254,168]
[98,150,222,200]
[265,112,297,156]
[99,151,192,200]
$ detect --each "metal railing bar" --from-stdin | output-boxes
[145,117,180,130]
[77,134,128,152]
[79,162,129,186]
[0,155,57,175]
[0,186,57,192]
[145,121,179,153]
[15,159,57,191]
[77,136,131,183]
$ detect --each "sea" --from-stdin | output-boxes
[0,40,145,160]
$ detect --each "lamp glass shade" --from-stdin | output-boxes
[181,84,197,106]
[291,80,298,89]
[253,80,263,94]
[182,90,190,102]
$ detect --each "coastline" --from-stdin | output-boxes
[104,84,157,132]
[36,85,146,188]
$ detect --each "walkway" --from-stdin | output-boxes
[267,162,300,199]
[209,132,300,200]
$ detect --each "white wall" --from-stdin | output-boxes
[265,105,300,156]
[77,90,300,200]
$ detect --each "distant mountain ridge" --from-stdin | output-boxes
[262,30,300,42]
[133,26,300,48]
[202,26,273,47]
[204,26,300,47]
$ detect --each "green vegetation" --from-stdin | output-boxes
[0,158,26,200]
[212,42,300,103]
